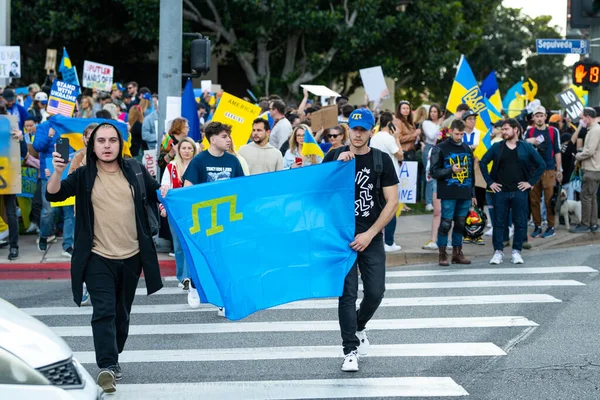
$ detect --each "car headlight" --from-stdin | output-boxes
[0,347,50,385]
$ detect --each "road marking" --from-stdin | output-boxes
[74,342,506,363]
[112,377,469,399]
[22,294,561,316]
[52,316,537,337]
[385,266,597,278]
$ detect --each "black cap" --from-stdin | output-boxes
[461,110,478,120]
[493,120,504,128]
[2,88,15,102]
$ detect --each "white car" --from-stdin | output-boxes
[0,298,103,400]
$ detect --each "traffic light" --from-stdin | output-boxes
[191,37,211,75]
[571,0,600,28]
[572,60,600,88]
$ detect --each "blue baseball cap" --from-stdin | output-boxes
[348,108,375,130]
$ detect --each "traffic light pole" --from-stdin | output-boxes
[589,23,600,106]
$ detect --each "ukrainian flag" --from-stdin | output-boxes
[58,47,80,86]
[446,55,493,159]
[484,98,503,124]
[49,115,132,157]
[480,71,503,114]
[502,80,525,118]
[302,127,325,158]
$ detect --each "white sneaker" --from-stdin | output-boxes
[356,330,370,356]
[187,288,200,309]
[217,307,226,317]
[36,235,57,244]
[81,284,91,306]
[422,240,438,250]
[484,227,493,237]
[25,222,39,234]
[384,243,401,252]
[168,252,175,257]
[341,350,359,372]
[511,250,524,264]
[425,204,434,212]
[489,251,504,265]
[509,226,514,238]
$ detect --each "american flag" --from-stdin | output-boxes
[47,98,74,117]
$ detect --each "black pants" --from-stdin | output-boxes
[30,178,42,226]
[338,234,386,354]
[1,194,19,249]
[84,252,142,368]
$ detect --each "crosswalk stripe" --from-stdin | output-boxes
[386,266,597,278]
[73,342,506,363]
[112,377,469,399]
[21,294,561,316]
[52,316,537,337]
[138,279,584,295]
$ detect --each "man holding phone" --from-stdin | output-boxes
[430,119,477,266]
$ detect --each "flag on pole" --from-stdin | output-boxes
[502,80,525,118]
[58,47,80,86]
[301,127,325,158]
[182,79,201,142]
[480,71,503,113]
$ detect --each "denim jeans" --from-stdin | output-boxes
[61,206,75,250]
[169,221,189,282]
[486,192,511,242]
[493,190,528,252]
[422,144,434,205]
[437,199,471,247]
[39,179,55,238]
[384,216,396,246]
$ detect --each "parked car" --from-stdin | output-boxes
[0,298,103,400]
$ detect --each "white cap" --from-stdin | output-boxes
[34,92,48,102]
[533,105,546,115]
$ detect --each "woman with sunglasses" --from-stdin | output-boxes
[326,125,348,152]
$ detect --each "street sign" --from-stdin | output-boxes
[536,39,589,55]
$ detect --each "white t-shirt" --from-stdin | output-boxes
[421,120,440,145]
[269,117,293,151]
[463,129,481,149]
[370,131,400,178]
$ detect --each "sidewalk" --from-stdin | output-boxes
[0,214,597,279]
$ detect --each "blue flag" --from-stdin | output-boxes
[58,47,80,86]
[159,161,357,320]
[182,79,201,142]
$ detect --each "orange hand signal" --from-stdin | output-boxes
[575,64,588,84]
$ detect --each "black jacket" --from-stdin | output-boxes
[46,124,163,305]
[430,138,475,200]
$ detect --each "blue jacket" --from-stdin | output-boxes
[480,140,546,188]
[32,121,56,180]
[7,103,29,131]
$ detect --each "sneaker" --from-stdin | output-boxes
[489,251,504,265]
[0,230,7,241]
[463,237,472,244]
[217,307,226,317]
[484,227,493,237]
[569,224,591,234]
[168,252,175,257]
[422,240,438,250]
[356,330,370,356]
[511,250,524,264]
[522,242,532,250]
[178,282,184,288]
[591,225,599,233]
[188,288,201,309]
[541,227,555,238]
[25,222,39,234]
[97,369,116,393]
[61,247,73,258]
[8,248,18,261]
[384,243,402,252]
[474,237,485,245]
[108,363,122,381]
[542,220,548,227]
[341,350,359,372]
[182,278,190,291]
[425,204,434,212]
[37,237,47,252]
[531,226,542,238]
[81,284,91,306]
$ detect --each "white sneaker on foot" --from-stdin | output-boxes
[187,288,200,309]
[484,227,493,237]
[356,330,370,356]
[217,307,225,317]
[341,350,359,372]
[384,243,401,252]
[422,240,438,250]
[511,250,524,264]
[425,204,434,212]
[489,251,504,265]
[25,222,39,234]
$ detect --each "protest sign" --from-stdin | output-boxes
[208,92,261,150]
[0,116,22,195]
[211,84,222,93]
[47,80,80,117]
[310,105,338,130]
[301,84,341,98]
[46,157,75,207]
[45,49,57,74]
[556,89,584,122]
[201,80,212,92]
[18,167,38,199]
[0,46,21,78]
[359,66,388,103]
[398,161,418,204]
[143,150,158,177]
[82,60,114,92]
[165,96,182,131]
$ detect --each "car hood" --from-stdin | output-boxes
[0,298,72,369]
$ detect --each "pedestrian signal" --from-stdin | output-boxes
[572,60,600,88]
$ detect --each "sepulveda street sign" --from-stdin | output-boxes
[536,39,589,55]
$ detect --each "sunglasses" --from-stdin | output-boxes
[328,134,341,138]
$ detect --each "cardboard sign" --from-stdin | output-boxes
[359,66,388,103]
[398,161,418,204]
[18,167,38,199]
[83,60,114,92]
[143,150,158,177]
[45,49,57,73]
[556,89,584,122]
[47,80,80,117]
[310,105,338,130]
[301,85,341,98]
[208,92,261,150]
[165,96,182,132]
[0,116,22,195]
[0,46,21,79]
[201,80,212,92]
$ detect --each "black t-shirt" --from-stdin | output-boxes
[323,148,399,234]
[561,133,576,185]
[182,150,245,184]
[496,143,523,192]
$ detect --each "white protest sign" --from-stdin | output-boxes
[359,66,388,103]
[0,46,21,78]
[165,96,182,132]
[201,80,212,92]
[142,150,158,177]
[301,85,341,98]
[556,89,584,122]
[398,161,418,204]
[82,60,114,92]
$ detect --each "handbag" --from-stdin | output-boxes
[128,159,160,236]
[570,167,583,194]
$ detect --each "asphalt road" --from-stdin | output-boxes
[2,245,600,399]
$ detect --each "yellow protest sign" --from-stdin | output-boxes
[203,92,261,150]
[0,116,22,195]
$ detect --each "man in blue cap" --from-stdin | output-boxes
[323,108,399,372]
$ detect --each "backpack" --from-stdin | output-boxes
[526,126,558,159]
[332,145,386,209]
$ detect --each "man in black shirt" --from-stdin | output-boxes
[323,108,399,372]
[480,118,545,264]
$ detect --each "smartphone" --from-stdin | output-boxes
[295,157,303,166]
[56,137,70,164]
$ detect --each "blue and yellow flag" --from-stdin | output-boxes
[159,160,357,320]
[446,55,493,159]
[480,71,503,114]
[484,98,502,124]
[59,47,80,86]
[302,128,325,158]
[502,80,525,118]
[0,116,22,195]
[49,115,131,157]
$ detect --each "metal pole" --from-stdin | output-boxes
[589,23,600,107]
[157,0,182,177]
[0,0,11,88]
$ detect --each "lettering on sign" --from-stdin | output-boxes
[224,112,244,124]
[189,195,243,236]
